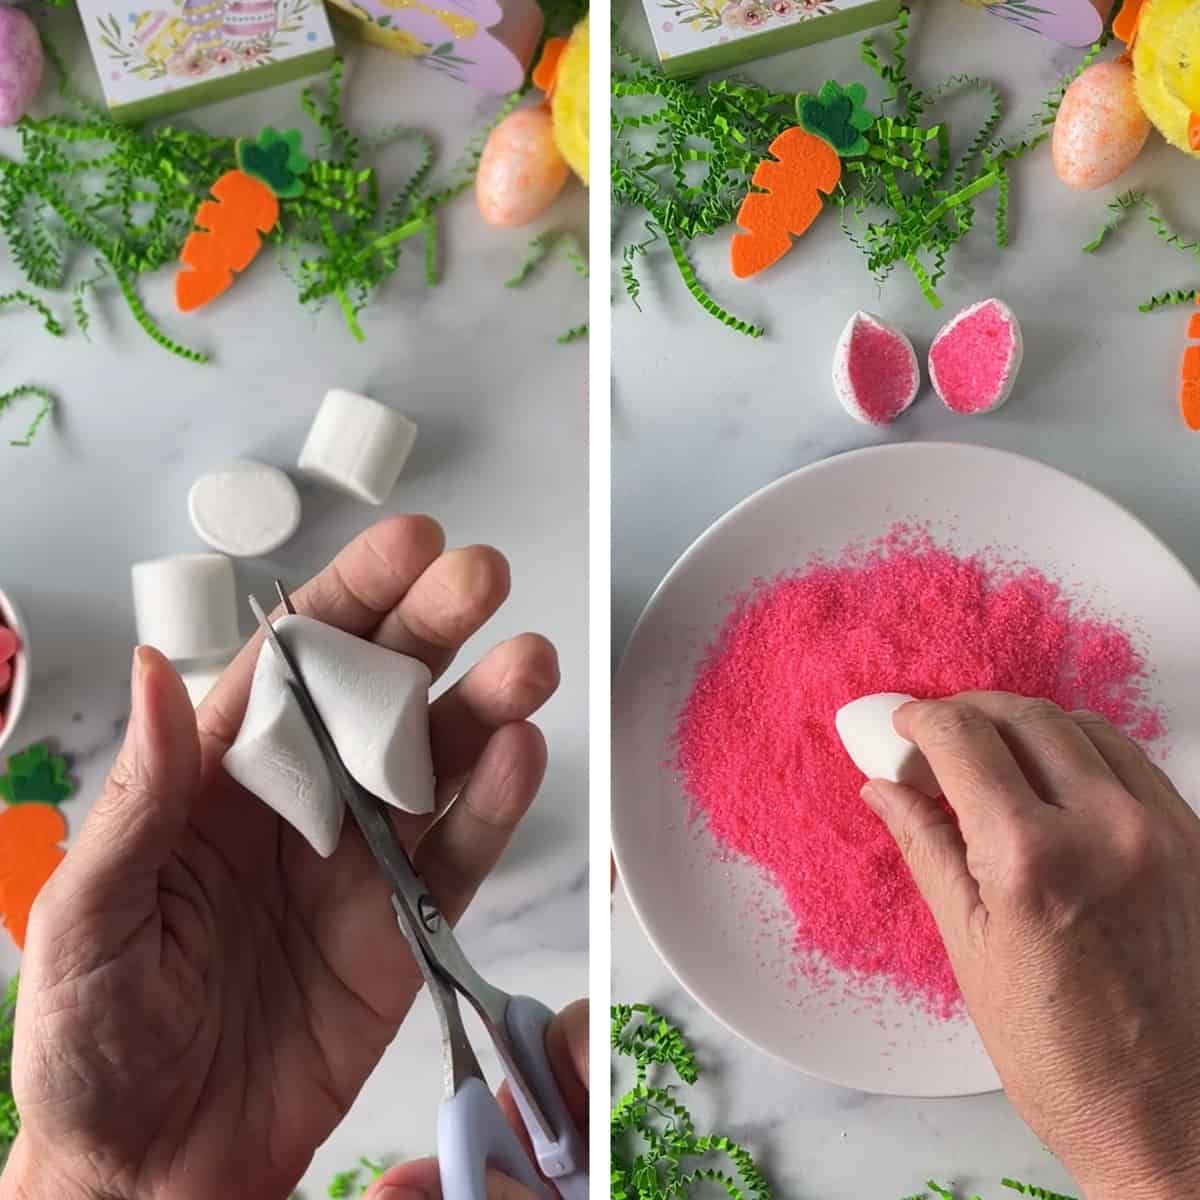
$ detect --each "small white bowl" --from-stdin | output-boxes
[0,590,30,758]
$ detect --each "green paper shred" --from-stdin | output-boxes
[327,1156,386,1196]
[612,8,1102,335]
[1001,1181,1077,1200]
[0,977,17,1169]
[1082,190,1200,311]
[558,322,589,344]
[0,53,523,368]
[612,1003,772,1200]
[0,291,63,337]
[0,386,55,447]
[0,743,75,805]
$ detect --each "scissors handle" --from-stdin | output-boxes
[502,996,588,1200]
[438,1077,553,1200]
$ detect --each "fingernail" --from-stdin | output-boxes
[373,1188,427,1200]
[860,783,884,816]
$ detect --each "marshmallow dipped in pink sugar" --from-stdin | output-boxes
[928,298,1024,415]
[832,311,921,425]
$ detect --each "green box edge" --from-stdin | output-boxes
[655,0,902,79]
[106,44,336,125]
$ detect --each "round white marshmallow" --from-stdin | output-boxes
[832,311,920,425]
[188,461,301,558]
[834,692,941,798]
[297,389,418,506]
[131,553,240,662]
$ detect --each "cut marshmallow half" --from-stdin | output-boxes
[833,311,921,425]
[223,614,436,857]
[928,298,1023,415]
[835,692,940,798]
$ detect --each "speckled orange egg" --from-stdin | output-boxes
[1052,60,1152,191]
[476,107,569,228]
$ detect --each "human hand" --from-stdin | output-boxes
[362,999,589,1200]
[2,517,561,1200]
[863,693,1200,1200]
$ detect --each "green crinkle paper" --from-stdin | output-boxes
[612,8,1105,337]
[0,49,520,361]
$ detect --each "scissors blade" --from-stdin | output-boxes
[249,592,556,1142]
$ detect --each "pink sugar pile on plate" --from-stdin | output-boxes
[673,526,1164,1019]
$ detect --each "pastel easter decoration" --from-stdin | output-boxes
[0,6,44,126]
[928,299,1023,415]
[973,0,1104,48]
[298,389,419,506]
[832,311,920,425]
[325,0,541,93]
[1052,61,1151,190]
[176,127,308,312]
[79,0,334,123]
[476,106,570,228]
[188,460,302,557]
[731,83,871,280]
[549,15,588,186]
[1132,0,1200,159]
[223,615,436,857]
[131,553,241,662]
[835,693,940,798]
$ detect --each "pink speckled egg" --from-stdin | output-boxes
[476,107,569,229]
[1052,60,1151,190]
[0,6,43,126]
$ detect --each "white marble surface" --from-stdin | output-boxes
[612,2,1200,1195]
[0,14,587,1195]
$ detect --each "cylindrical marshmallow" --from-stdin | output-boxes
[131,553,240,662]
[188,460,301,558]
[297,389,418,506]
[182,661,229,708]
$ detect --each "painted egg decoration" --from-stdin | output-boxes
[0,6,44,127]
[476,107,569,228]
[1052,60,1152,189]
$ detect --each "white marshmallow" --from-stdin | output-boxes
[132,554,240,662]
[835,693,940,798]
[223,614,436,857]
[298,389,419,506]
[188,461,301,558]
[182,662,228,708]
[832,311,920,425]
[928,298,1024,415]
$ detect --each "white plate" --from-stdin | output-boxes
[612,443,1200,1098]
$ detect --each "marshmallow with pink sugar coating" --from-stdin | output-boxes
[832,311,920,425]
[928,298,1023,415]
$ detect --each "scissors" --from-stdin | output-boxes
[249,584,588,1200]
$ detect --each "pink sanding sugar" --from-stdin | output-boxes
[674,527,1163,1018]
[848,320,918,423]
[930,300,1017,414]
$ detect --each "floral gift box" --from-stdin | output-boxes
[646,0,899,77]
[81,0,336,122]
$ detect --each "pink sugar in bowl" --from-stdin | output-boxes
[0,589,30,758]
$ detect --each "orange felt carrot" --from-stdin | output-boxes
[731,82,872,280]
[1189,112,1200,153]
[176,127,309,313]
[1182,296,1200,431]
[0,804,67,949]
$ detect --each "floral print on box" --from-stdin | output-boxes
[658,0,832,34]
[96,0,315,81]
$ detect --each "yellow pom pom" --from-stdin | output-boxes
[1133,0,1200,158]
[551,15,589,186]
